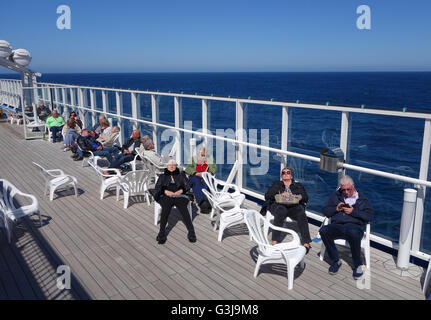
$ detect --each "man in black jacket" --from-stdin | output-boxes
[74,129,119,163]
[320,175,374,279]
[109,129,141,169]
[262,167,312,251]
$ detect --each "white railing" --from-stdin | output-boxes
[1,78,430,261]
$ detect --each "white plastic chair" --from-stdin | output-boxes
[202,189,246,241]
[88,161,122,200]
[244,209,306,290]
[201,172,245,219]
[117,170,151,209]
[0,179,40,243]
[32,162,78,201]
[423,258,431,295]
[154,199,192,226]
[319,217,371,270]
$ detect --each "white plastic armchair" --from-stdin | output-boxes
[201,172,245,219]
[117,170,151,209]
[32,162,78,201]
[319,217,371,270]
[244,209,306,290]
[423,258,431,295]
[0,179,40,243]
[202,189,246,241]
[88,161,122,200]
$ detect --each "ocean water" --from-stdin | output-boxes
[2,72,431,253]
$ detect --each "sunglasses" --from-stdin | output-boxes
[281,171,291,175]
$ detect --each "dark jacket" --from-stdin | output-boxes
[152,168,191,202]
[322,189,374,227]
[121,137,141,155]
[260,180,308,215]
[77,135,102,152]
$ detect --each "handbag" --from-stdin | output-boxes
[275,193,302,205]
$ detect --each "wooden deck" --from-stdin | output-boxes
[0,120,428,300]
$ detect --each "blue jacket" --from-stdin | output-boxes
[322,189,374,227]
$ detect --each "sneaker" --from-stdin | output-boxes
[73,156,83,161]
[353,265,364,280]
[328,260,342,275]
[71,153,79,159]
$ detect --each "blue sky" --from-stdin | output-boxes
[1,0,431,73]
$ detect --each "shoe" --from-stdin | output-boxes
[73,156,83,161]
[353,265,364,279]
[304,245,312,255]
[328,260,342,275]
[156,234,167,244]
[71,153,79,159]
[199,200,211,214]
[188,231,197,243]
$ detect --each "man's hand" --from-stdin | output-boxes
[336,203,345,212]
[165,190,174,196]
[195,172,202,178]
[281,192,291,197]
[343,205,353,215]
[123,149,131,155]
[174,189,183,196]
[96,146,102,150]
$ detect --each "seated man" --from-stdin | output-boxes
[185,146,217,214]
[74,129,119,163]
[140,135,166,167]
[37,103,51,122]
[45,110,65,143]
[320,175,374,279]
[97,126,120,147]
[108,129,141,169]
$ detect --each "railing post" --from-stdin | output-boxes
[78,88,87,128]
[280,105,289,170]
[412,119,431,252]
[151,94,158,153]
[339,111,350,180]
[202,99,208,147]
[174,96,182,165]
[115,91,124,145]
[131,92,139,130]
[70,88,76,113]
[102,90,108,116]
[62,87,68,118]
[90,89,96,127]
[236,100,244,189]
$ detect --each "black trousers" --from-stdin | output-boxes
[270,203,312,244]
[158,196,194,235]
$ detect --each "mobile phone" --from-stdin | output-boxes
[341,203,351,208]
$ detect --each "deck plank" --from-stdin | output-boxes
[0,121,427,300]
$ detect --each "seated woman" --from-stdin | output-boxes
[185,147,217,214]
[152,159,196,244]
[261,167,312,253]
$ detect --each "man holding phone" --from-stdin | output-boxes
[319,175,374,279]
